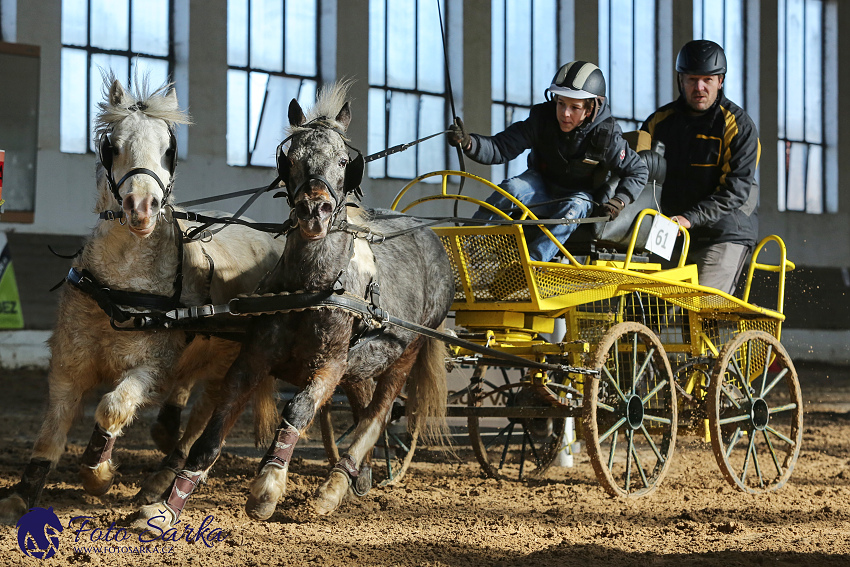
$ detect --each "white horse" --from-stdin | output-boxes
[0,77,284,524]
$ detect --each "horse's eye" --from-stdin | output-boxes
[339,157,347,167]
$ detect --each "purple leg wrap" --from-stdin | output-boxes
[258,423,300,472]
[164,469,202,520]
[80,424,116,469]
[334,454,359,479]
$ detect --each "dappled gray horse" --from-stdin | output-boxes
[136,81,454,528]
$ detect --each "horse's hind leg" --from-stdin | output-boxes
[135,378,220,504]
[79,368,159,496]
[0,366,91,524]
[150,377,197,455]
[312,346,420,516]
[340,380,376,497]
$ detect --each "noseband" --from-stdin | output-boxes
[98,120,178,207]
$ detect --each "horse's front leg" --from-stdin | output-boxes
[133,354,273,530]
[79,367,161,496]
[312,346,419,515]
[246,366,343,521]
[0,365,94,524]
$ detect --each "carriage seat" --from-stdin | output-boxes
[564,131,666,259]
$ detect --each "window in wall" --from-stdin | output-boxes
[598,0,658,131]
[60,0,173,154]
[491,0,557,182]
[778,0,838,213]
[368,0,447,180]
[227,0,319,167]
[693,0,747,108]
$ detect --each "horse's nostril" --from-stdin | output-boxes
[295,202,312,219]
[124,195,134,210]
[320,202,333,216]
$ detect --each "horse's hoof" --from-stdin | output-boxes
[245,495,278,521]
[79,461,115,496]
[134,468,178,505]
[245,465,287,521]
[352,462,372,498]
[0,494,28,525]
[133,502,176,532]
[311,470,349,516]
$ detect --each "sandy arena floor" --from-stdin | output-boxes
[0,363,849,566]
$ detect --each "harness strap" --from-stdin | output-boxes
[158,291,595,375]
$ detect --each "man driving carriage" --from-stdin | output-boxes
[641,40,760,295]
[446,61,648,263]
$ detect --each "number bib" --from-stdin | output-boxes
[646,214,678,261]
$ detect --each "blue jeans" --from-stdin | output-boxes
[472,169,594,262]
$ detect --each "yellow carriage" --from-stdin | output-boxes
[392,167,801,498]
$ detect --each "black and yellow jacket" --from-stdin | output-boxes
[641,93,760,247]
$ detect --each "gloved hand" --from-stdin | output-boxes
[602,196,626,219]
[447,118,471,150]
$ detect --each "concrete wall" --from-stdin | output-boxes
[0,0,848,365]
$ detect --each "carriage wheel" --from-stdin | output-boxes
[584,322,677,498]
[467,365,566,481]
[708,330,802,494]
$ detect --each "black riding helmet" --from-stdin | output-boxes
[676,39,727,76]
[545,61,606,100]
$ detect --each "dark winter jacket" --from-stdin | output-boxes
[464,99,648,204]
[641,93,760,247]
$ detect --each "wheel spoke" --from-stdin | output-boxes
[769,402,798,414]
[518,429,528,478]
[725,427,743,458]
[730,357,754,403]
[484,422,513,452]
[642,378,668,404]
[765,424,795,446]
[762,429,784,477]
[631,440,650,489]
[643,413,672,425]
[607,429,619,470]
[760,344,773,397]
[719,381,744,410]
[596,400,617,413]
[751,434,765,488]
[631,333,639,395]
[763,367,789,398]
[625,429,634,492]
[602,366,629,403]
[498,422,516,469]
[634,347,656,393]
[718,412,752,426]
[640,424,664,463]
[599,417,628,443]
[741,430,756,483]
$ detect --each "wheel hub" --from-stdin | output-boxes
[751,398,770,430]
[626,394,644,430]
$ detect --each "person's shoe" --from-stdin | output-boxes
[489,261,526,300]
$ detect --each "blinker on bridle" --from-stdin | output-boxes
[98,112,178,207]
[274,117,365,215]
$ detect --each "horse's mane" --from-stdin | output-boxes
[94,72,191,139]
[287,80,353,137]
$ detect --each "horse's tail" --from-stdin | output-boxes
[405,322,450,447]
[252,374,279,448]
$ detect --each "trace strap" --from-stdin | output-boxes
[155,291,598,376]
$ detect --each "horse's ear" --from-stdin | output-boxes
[164,86,179,109]
[288,99,306,127]
[335,101,352,131]
[109,80,128,107]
